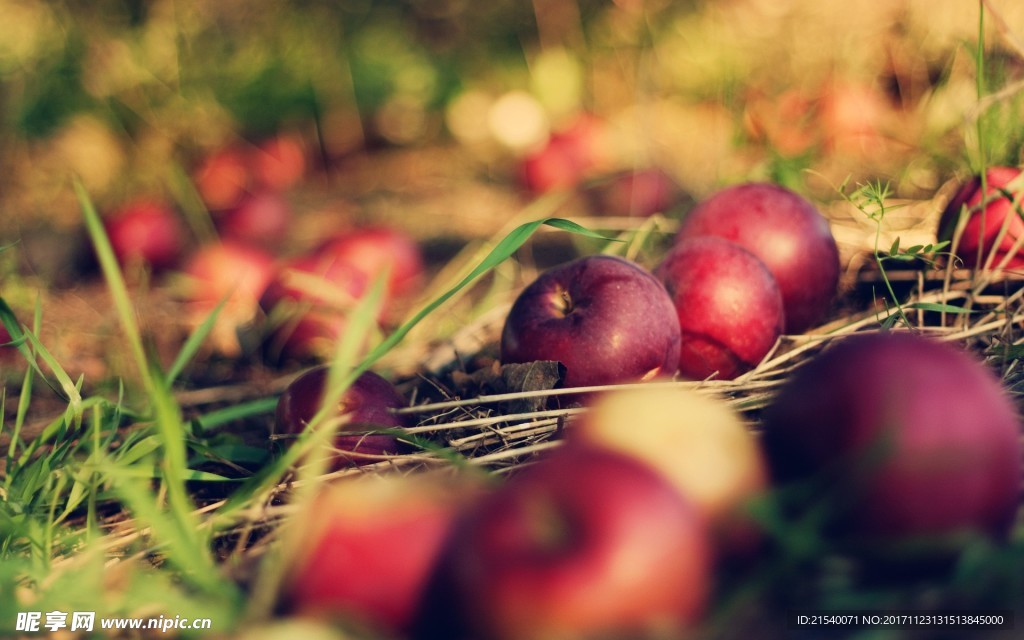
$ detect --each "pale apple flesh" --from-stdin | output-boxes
[571,386,767,553]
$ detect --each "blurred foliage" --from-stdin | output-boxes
[1,0,1024,229]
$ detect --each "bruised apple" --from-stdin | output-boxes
[416,444,710,640]
[500,255,681,389]
[676,182,839,333]
[762,332,1022,542]
[275,365,414,465]
[281,473,478,636]
[655,237,784,380]
[570,386,767,551]
[937,166,1024,269]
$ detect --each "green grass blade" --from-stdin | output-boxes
[165,297,229,389]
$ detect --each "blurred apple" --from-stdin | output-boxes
[282,473,479,636]
[500,255,681,389]
[104,199,187,271]
[937,166,1024,270]
[676,182,839,333]
[179,241,276,355]
[260,252,370,361]
[216,191,293,250]
[251,133,308,192]
[570,386,767,552]
[417,444,710,639]
[193,146,251,211]
[275,365,414,466]
[762,332,1022,543]
[519,114,608,194]
[314,227,425,302]
[655,237,784,380]
[587,168,685,218]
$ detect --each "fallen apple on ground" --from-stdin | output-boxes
[314,227,425,302]
[275,365,414,466]
[192,145,252,212]
[500,254,681,389]
[179,241,276,355]
[675,182,839,333]
[251,133,308,192]
[104,199,187,271]
[415,444,710,640]
[762,331,1023,544]
[259,252,370,361]
[216,191,293,251]
[586,167,685,218]
[936,166,1024,270]
[518,114,608,194]
[281,473,478,636]
[655,236,784,380]
[569,385,767,553]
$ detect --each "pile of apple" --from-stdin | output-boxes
[265,176,1022,638]
[99,132,426,361]
[502,181,840,385]
[274,330,1022,639]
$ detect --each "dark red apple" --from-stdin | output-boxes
[937,166,1024,269]
[260,252,370,360]
[282,473,478,635]
[655,237,784,380]
[587,167,685,218]
[104,199,187,271]
[251,133,308,192]
[314,227,425,301]
[500,255,681,389]
[676,182,839,333]
[193,146,252,211]
[275,365,413,465]
[762,332,1023,542]
[179,241,277,355]
[417,444,710,639]
[215,191,293,250]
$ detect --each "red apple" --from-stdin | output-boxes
[937,166,1024,270]
[275,365,414,466]
[655,237,784,380]
[762,332,1022,542]
[519,114,608,194]
[179,241,276,355]
[216,191,293,250]
[260,252,370,360]
[193,146,252,211]
[104,199,186,271]
[570,386,767,552]
[417,444,710,639]
[587,167,685,218]
[500,255,681,389]
[676,182,839,333]
[281,473,478,636]
[314,227,425,301]
[251,133,307,192]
